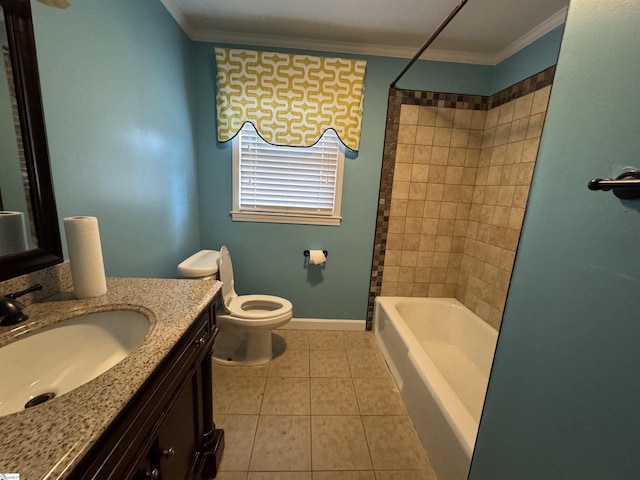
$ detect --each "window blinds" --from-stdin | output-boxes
[236,125,343,216]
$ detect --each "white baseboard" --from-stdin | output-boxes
[279,318,366,331]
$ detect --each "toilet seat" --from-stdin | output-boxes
[228,294,293,320]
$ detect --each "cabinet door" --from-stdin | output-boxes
[130,445,160,480]
[156,375,197,480]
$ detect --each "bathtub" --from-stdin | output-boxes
[374,297,498,480]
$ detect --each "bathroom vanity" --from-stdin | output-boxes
[0,276,224,479]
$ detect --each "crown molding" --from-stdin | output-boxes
[420,48,496,65]
[493,7,568,64]
[160,0,566,66]
[190,28,497,65]
[159,0,196,38]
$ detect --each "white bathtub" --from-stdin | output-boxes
[374,297,498,480]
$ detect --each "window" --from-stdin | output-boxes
[232,124,345,226]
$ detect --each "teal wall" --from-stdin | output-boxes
[194,46,492,320]
[489,25,565,94]
[24,0,563,319]
[470,1,640,478]
[193,29,562,320]
[30,0,200,278]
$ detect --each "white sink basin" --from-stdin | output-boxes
[0,309,150,417]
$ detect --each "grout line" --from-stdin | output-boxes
[350,373,362,417]
[309,395,314,472]
[245,388,263,472]
[358,407,376,473]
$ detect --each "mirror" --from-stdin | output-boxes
[0,0,62,282]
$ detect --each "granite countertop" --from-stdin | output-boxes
[0,276,222,479]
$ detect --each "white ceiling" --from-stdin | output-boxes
[160,0,569,65]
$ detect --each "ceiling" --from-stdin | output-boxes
[160,0,569,65]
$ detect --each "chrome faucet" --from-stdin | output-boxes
[0,284,43,326]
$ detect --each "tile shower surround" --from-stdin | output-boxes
[367,67,555,330]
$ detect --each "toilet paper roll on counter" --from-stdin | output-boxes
[64,216,107,299]
[0,211,28,256]
[308,249,326,265]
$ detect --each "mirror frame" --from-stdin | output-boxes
[0,0,62,282]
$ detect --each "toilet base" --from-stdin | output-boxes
[212,330,274,366]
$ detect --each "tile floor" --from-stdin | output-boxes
[212,329,438,480]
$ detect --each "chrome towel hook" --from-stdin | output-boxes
[588,169,640,199]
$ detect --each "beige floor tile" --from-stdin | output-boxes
[250,415,311,471]
[341,332,379,351]
[311,378,359,415]
[313,472,375,479]
[261,377,310,415]
[214,377,266,414]
[374,470,437,480]
[362,416,430,471]
[216,363,270,377]
[248,473,312,480]
[212,361,227,378]
[311,416,372,471]
[347,350,391,378]
[216,473,248,480]
[213,331,433,480]
[274,330,311,351]
[310,350,351,377]
[268,350,310,377]
[308,331,346,350]
[214,414,258,471]
[353,378,407,415]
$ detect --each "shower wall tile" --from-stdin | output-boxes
[367,67,555,330]
[457,93,551,330]
[381,100,481,309]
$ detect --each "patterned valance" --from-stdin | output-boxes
[214,48,367,151]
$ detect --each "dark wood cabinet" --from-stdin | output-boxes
[69,300,224,480]
[156,376,197,479]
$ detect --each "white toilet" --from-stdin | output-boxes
[178,246,292,365]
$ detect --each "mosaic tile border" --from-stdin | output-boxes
[490,66,556,109]
[365,66,556,329]
[367,91,401,328]
[388,89,489,110]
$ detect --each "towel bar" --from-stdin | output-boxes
[588,169,640,199]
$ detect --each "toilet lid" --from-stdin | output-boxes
[228,294,293,319]
[219,245,237,307]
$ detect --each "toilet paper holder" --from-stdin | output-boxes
[303,250,328,258]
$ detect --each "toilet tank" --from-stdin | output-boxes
[177,250,220,278]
